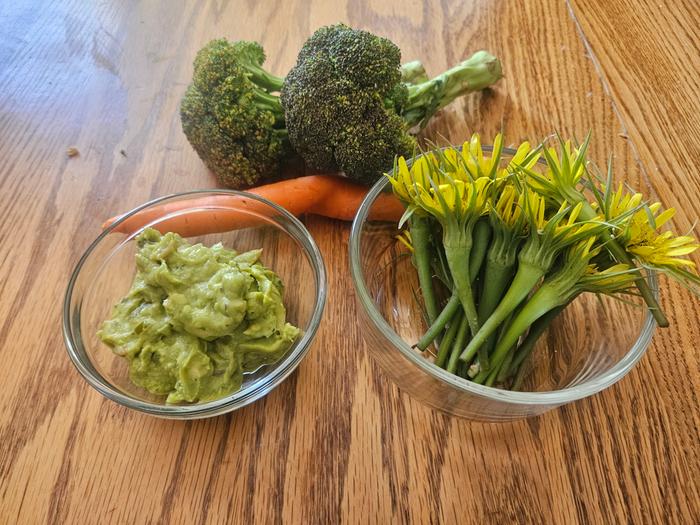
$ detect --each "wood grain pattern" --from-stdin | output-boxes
[0,0,698,523]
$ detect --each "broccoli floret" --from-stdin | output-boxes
[281,24,502,185]
[180,39,288,189]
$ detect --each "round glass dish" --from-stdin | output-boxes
[64,190,326,419]
[349,147,657,421]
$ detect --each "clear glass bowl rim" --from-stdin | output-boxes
[349,145,657,405]
[63,189,327,418]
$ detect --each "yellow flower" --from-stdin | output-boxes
[517,138,588,203]
[387,150,453,204]
[523,193,603,250]
[498,141,540,179]
[387,156,413,202]
[524,192,547,230]
[388,134,513,209]
[579,263,636,294]
[413,176,492,224]
[492,184,525,229]
[597,183,643,218]
[438,147,462,175]
[601,184,699,270]
[629,231,699,268]
[460,133,503,179]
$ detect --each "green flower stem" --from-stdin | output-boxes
[477,340,491,373]
[484,343,515,386]
[459,261,544,363]
[472,305,517,383]
[578,201,668,327]
[478,262,515,325]
[445,240,480,337]
[511,362,529,391]
[484,305,527,384]
[508,304,566,385]
[424,226,487,370]
[476,261,515,370]
[469,219,491,283]
[410,216,439,324]
[434,310,463,368]
[416,293,460,351]
[456,361,470,378]
[497,347,515,383]
[474,282,565,384]
[470,222,492,368]
[447,316,470,374]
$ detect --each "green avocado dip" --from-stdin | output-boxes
[98,228,301,404]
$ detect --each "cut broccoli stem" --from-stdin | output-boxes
[402,51,502,128]
[435,309,463,368]
[416,293,461,351]
[410,216,439,324]
[400,60,429,85]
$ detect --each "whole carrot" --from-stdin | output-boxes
[102,175,403,236]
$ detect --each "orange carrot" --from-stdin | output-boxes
[103,175,404,237]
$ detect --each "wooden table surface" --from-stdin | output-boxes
[1,0,699,523]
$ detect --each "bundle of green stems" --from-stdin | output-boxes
[388,133,699,389]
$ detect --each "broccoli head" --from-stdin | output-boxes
[180,39,288,189]
[281,24,415,185]
[281,24,503,185]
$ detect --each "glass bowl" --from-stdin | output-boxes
[349,147,657,421]
[64,190,326,419]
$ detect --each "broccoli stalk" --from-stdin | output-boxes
[402,51,503,129]
[400,60,429,84]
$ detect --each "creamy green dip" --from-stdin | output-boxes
[98,228,301,404]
